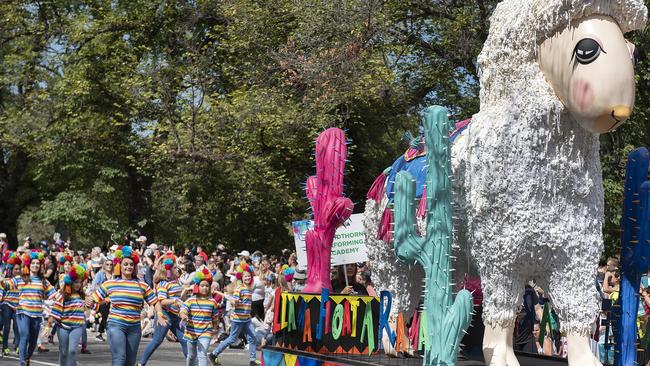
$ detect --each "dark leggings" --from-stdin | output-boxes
[98,302,110,334]
[1,304,19,350]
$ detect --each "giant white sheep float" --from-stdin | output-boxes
[455,1,646,365]
[365,1,647,365]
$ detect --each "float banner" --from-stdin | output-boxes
[292,213,368,270]
[273,289,382,355]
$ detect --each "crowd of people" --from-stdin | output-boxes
[9,231,648,366]
[0,233,377,366]
[511,256,650,365]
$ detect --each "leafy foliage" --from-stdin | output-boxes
[0,0,647,258]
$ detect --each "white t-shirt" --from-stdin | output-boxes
[263,287,275,325]
[252,276,266,302]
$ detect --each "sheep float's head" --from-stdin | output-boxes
[539,15,637,133]
[478,1,647,134]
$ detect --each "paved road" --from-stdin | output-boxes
[1,334,255,366]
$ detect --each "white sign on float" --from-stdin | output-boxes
[292,213,368,271]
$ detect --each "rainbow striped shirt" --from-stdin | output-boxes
[180,296,219,341]
[231,285,252,322]
[93,278,157,326]
[0,280,19,309]
[157,280,183,315]
[7,276,55,318]
[51,292,86,328]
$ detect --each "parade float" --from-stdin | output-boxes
[263,0,648,365]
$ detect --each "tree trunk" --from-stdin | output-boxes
[0,148,31,248]
[127,163,154,241]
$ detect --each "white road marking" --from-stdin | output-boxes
[3,355,59,366]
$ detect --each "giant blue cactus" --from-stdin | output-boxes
[393,106,473,365]
[614,147,650,366]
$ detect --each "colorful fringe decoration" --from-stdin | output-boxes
[366,172,388,203]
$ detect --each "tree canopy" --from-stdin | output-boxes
[0,0,648,257]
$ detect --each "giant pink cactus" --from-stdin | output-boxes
[302,128,353,293]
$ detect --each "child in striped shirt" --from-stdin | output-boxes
[209,263,259,366]
[1,250,55,366]
[1,251,21,356]
[50,265,88,366]
[180,267,219,366]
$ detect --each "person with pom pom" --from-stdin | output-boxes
[50,265,88,366]
[85,245,167,366]
[209,263,258,366]
[180,267,220,366]
[1,250,55,366]
[57,254,74,288]
[1,252,22,356]
[138,251,188,366]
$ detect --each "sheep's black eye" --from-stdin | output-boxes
[574,38,604,65]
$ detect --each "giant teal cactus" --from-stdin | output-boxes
[302,128,354,293]
[393,106,473,365]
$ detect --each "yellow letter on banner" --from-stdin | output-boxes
[280,293,288,330]
[349,298,359,337]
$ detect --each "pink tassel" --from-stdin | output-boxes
[416,187,427,219]
[377,208,394,243]
[408,310,420,348]
[366,172,387,202]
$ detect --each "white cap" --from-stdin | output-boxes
[0,233,6,239]
[147,243,158,250]
[237,250,250,257]
[136,236,147,243]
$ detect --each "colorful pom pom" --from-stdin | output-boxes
[193,266,212,285]
[163,258,174,270]
[4,251,20,267]
[58,254,73,264]
[235,262,254,280]
[113,245,139,266]
[284,266,295,282]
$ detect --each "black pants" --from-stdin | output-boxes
[98,302,110,334]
